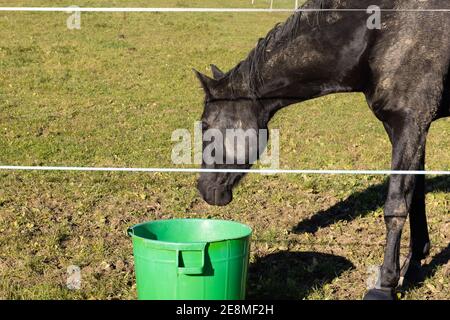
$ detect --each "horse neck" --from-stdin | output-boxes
[238,10,370,113]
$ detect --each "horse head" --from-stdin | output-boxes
[195,66,271,206]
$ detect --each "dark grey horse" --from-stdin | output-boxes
[195,0,450,299]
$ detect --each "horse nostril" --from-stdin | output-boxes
[214,188,222,204]
[212,186,232,206]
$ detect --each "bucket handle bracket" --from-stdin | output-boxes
[177,242,207,275]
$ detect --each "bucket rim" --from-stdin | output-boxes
[127,218,252,245]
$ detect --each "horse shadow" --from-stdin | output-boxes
[292,175,450,234]
[401,243,450,293]
[247,251,354,299]
[291,175,449,296]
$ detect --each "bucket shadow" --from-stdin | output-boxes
[247,251,354,300]
[293,175,450,235]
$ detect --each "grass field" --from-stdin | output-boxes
[0,1,449,300]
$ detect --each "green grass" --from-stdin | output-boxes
[0,1,449,300]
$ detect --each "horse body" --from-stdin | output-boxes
[195,0,450,299]
[367,2,450,123]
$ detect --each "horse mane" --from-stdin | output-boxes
[225,0,332,99]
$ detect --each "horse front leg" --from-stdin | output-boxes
[364,115,430,300]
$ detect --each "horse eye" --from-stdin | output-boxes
[201,122,208,131]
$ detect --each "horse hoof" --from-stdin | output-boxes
[363,288,396,300]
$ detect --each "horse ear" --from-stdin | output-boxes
[210,64,225,80]
[193,69,217,98]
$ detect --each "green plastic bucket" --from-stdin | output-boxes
[127,219,252,300]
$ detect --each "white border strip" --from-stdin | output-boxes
[0,166,449,175]
[1,7,450,13]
